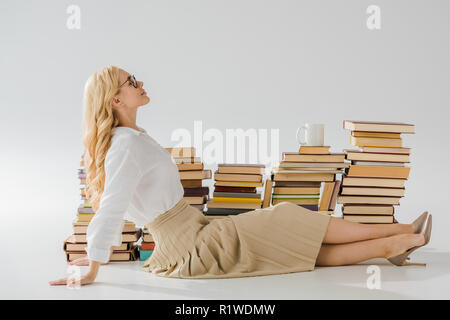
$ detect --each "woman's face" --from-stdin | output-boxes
[112,69,150,110]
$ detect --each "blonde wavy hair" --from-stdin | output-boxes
[82,65,122,212]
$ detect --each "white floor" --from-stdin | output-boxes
[2,201,449,300]
[2,246,450,299]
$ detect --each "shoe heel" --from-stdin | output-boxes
[402,261,426,267]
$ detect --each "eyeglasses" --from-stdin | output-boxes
[119,75,138,88]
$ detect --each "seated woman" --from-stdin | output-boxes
[50,66,432,286]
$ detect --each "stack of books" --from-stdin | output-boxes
[205,164,265,220]
[263,146,349,214]
[167,147,211,213]
[338,120,415,223]
[139,227,155,261]
[77,158,94,222]
[63,154,141,262]
[63,221,141,262]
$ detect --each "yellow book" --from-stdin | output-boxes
[213,197,261,203]
[77,214,94,222]
[350,136,402,148]
[352,131,401,139]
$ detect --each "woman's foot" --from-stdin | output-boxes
[411,211,429,234]
[384,234,425,259]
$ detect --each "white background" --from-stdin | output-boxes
[1,0,449,295]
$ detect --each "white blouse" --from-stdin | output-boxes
[85,126,184,263]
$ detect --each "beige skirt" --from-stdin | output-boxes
[142,198,331,279]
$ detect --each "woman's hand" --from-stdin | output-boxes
[49,260,102,287]
[49,272,96,287]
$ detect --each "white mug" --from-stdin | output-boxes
[296,124,324,146]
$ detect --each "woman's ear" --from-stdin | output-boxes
[111,97,121,109]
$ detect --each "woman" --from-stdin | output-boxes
[50,66,432,287]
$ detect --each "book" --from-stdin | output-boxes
[214,181,264,188]
[177,163,204,171]
[298,146,330,154]
[143,232,153,242]
[165,147,195,157]
[139,250,153,261]
[205,208,250,215]
[184,195,208,205]
[213,191,261,199]
[337,196,401,205]
[77,206,94,214]
[72,220,136,234]
[262,177,274,209]
[273,169,343,174]
[214,186,257,193]
[173,157,201,164]
[343,204,394,215]
[351,161,405,167]
[279,162,350,168]
[345,165,410,179]
[298,205,319,211]
[213,197,261,204]
[276,167,342,171]
[64,236,129,251]
[183,186,210,197]
[73,229,142,243]
[141,242,156,250]
[342,176,406,188]
[217,164,265,175]
[181,179,203,187]
[272,198,319,205]
[343,120,415,134]
[351,131,401,139]
[67,247,138,262]
[272,194,320,199]
[214,172,263,182]
[206,200,261,210]
[341,187,405,197]
[76,213,95,222]
[328,180,341,211]
[273,181,322,187]
[319,182,335,211]
[273,187,320,195]
[179,170,211,180]
[273,172,335,182]
[344,150,410,163]
[343,215,394,223]
[282,153,346,163]
[350,136,403,148]
[360,147,411,154]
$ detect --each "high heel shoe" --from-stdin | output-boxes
[412,211,429,234]
[388,215,432,266]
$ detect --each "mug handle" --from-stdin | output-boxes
[296,125,307,145]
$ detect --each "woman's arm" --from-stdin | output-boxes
[50,137,145,286]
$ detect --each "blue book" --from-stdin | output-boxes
[139,249,153,261]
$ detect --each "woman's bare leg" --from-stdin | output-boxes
[316,233,425,266]
[322,217,414,244]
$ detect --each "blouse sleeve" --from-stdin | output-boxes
[85,138,144,263]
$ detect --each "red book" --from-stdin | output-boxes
[141,242,155,250]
